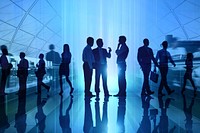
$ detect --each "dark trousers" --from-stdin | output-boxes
[183,69,196,90]
[141,65,152,94]
[83,62,93,95]
[59,75,73,92]
[95,64,109,95]
[158,67,171,94]
[0,69,9,94]
[117,63,127,95]
[37,76,49,93]
[19,76,28,94]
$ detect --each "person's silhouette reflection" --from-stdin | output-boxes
[0,95,10,132]
[14,93,27,133]
[182,94,195,133]
[93,97,109,133]
[59,95,73,133]
[83,97,93,133]
[35,94,48,133]
[117,97,126,132]
[153,96,176,133]
[137,95,152,133]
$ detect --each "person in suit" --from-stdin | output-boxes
[114,36,129,97]
[155,41,176,96]
[36,53,50,94]
[93,38,111,97]
[46,44,61,84]
[137,38,158,95]
[82,37,95,97]
[181,53,197,96]
[17,52,29,95]
[0,45,12,95]
[59,44,74,95]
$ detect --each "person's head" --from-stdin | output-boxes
[119,36,126,44]
[143,38,149,46]
[87,37,94,47]
[49,44,55,50]
[162,41,168,49]
[187,53,193,60]
[39,53,44,59]
[63,44,70,52]
[96,38,103,48]
[19,52,25,59]
[1,45,8,55]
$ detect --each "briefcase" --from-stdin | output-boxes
[150,71,159,83]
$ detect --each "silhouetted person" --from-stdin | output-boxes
[93,97,109,133]
[46,44,61,82]
[155,41,176,96]
[182,53,197,96]
[35,54,50,94]
[153,96,176,133]
[82,37,95,97]
[137,38,158,95]
[83,97,93,133]
[46,44,61,65]
[59,95,73,133]
[59,44,74,96]
[182,93,195,133]
[0,95,10,132]
[114,36,129,97]
[17,52,29,95]
[14,93,27,133]
[35,94,47,133]
[93,38,111,97]
[117,97,126,132]
[0,45,12,95]
[137,95,152,133]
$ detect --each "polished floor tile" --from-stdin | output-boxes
[1,87,200,133]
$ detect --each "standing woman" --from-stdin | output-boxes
[35,53,50,94]
[0,45,12,95]
[155,41,176,96]
[59,44,74,95]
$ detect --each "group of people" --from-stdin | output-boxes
[137,38,197,97]
[0,44,74,96]
[82,36,129,97]
[0,36,197,97]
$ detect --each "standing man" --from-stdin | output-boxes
[137,38,158,95]
[82,37,95,97]
[17,52,29,95]
[93,38,111,97]
[0,45,12,95]
[114,36,129,97]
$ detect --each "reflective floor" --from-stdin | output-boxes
[1,84,200,133]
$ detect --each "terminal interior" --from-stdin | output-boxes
[0,0,200,132]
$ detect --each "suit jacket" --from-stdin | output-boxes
[93,47,111,68]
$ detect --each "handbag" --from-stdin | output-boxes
[150,71,159,83]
